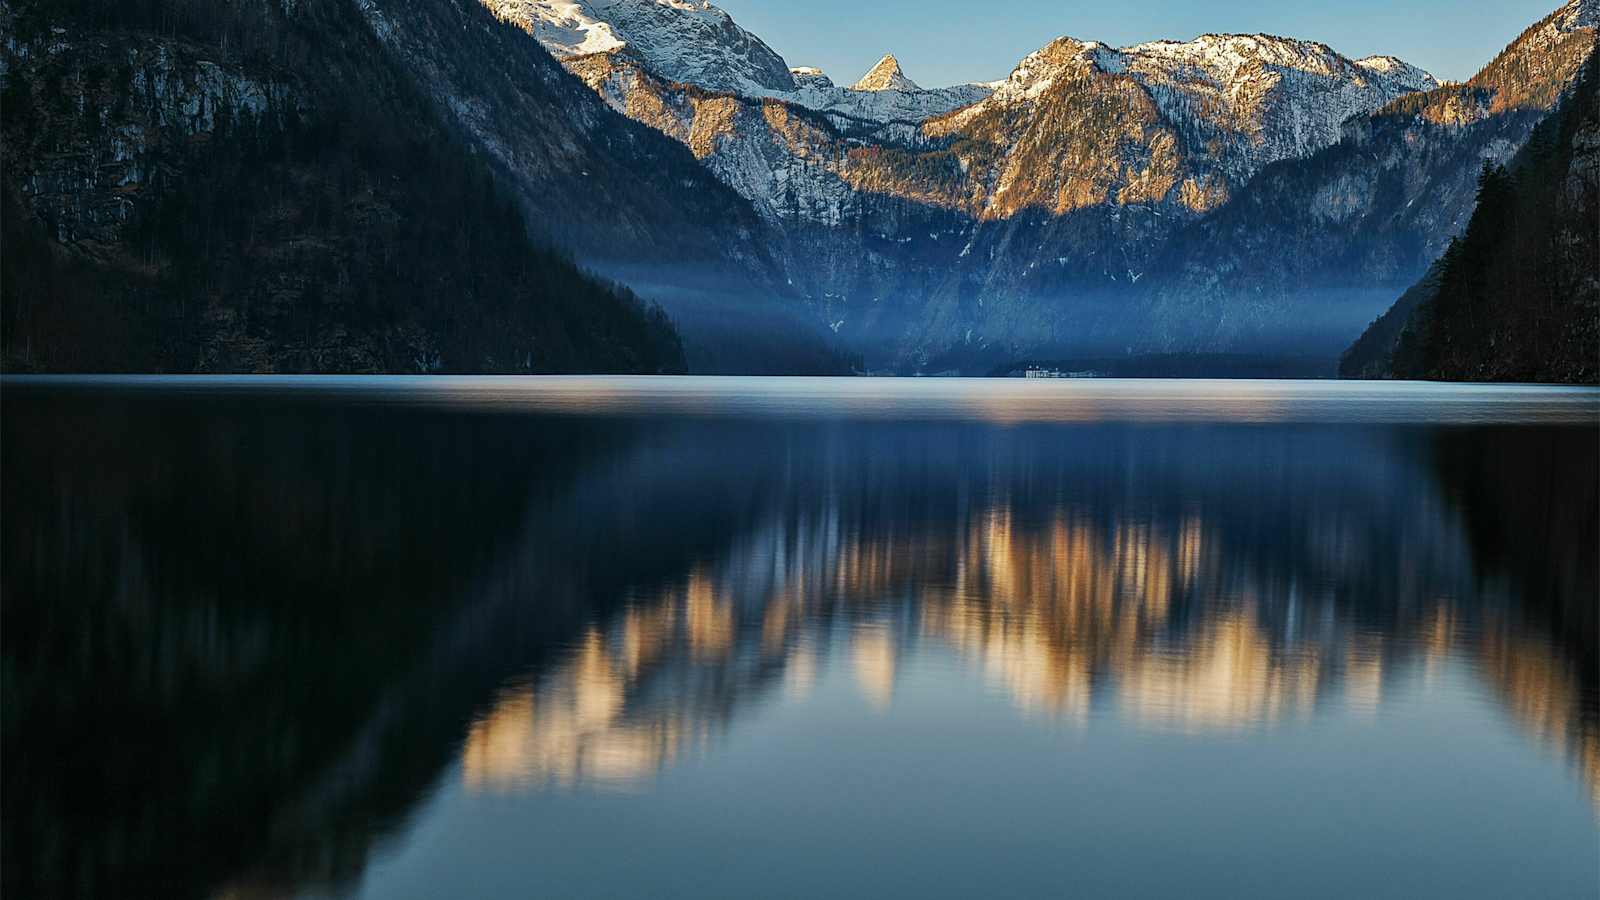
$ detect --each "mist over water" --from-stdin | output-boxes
[3,378,1596,899]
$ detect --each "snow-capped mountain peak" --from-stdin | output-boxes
[491,0,1001,136]
[1555,0,1598,31]
[489,0,994,129]
[929,29,1439,219]
[484,0,796,94]
[974,32,1436,121]
[1117,33,1437,94]
[852,54,922,92]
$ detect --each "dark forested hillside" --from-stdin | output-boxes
[1338,262,1444,379]
[1133,0,1596,360]
[1342,51,1599,383]
[0,0,686,373]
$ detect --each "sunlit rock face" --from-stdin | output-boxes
[1131,0,1599,358]
[475,0,1483,370]
[548,20,1436,234]
[344,0,772,265]
[519,0,1435,226]
[488,0,995,129]
[924,33,1436,220]
[852,54,920,92]
[417,0,1589,374]
[484,0,797,95]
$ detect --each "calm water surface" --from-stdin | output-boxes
[3,377,1597,899]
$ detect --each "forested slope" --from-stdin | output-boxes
[0,0,686,373]
[1342,50,1599,383]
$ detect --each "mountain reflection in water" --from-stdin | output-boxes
[1,380,1595,900]
[458,426,1596,788]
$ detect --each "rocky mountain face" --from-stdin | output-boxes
[1342,50,1599,383]
[925,34,1437,219]
[7,0,1591,374]
[787,57,994,142]
[540,6,1437,224]
[484,0,796,95]
[352,0,865,372]
[1127,0,1598,359]
[515,0,1455,369]
[349,0,771,268]
[491,1,996,143]
[852,53,920,92]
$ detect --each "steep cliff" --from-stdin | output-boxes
[351,0,858,373]
[484,0,796,95]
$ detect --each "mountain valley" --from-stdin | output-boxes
[503,0,1596,374]
[2,0,1594,376]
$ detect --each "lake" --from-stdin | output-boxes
[2,376,1597,899]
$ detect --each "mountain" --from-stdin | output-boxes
[345,0,858,374]
[1341,50,1599,383]
[852,53,920,91]
[1130,0,1598,360]
[786,59,995,140]
[0,0,704,374]
[518,0,1443,369]
[493,0,997,142]
[0,0,876,374]
[927,34,1437,217]
[861,33,1440,368]
[6,0,1588,375]
[537,5,1435,222]
[484,0,796,95]
[349,0,773,267]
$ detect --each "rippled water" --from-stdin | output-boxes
[3,377,1596,899]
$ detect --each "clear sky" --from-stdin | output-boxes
[713,0,1560,86]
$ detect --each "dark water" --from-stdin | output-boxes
[3,377,1597,900]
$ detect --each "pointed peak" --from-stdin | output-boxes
[852,53,921,92]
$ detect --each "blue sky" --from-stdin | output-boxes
[714,0,1559,86]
